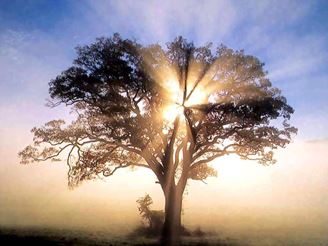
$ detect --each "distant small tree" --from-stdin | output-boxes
[136,194,164,234]
[19,34,297,245]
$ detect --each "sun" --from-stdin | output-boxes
[162,79,183,122]
[165,79,183,104]
[162,78,208,122]
[163,104,184,122]
[184,86,207,107]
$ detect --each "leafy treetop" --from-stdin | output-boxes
[19,34,297,189]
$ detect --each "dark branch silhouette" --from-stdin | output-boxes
[19,34,297,245]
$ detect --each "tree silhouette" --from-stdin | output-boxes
[136,194,164,234]
[19,34,297,245]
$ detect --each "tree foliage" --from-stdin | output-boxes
[19,33,297,191]
[136,194,164,232]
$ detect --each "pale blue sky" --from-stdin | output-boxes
[0,0,328,139]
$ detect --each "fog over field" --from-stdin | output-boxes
[1,135,327,244]
[0,0,328,245]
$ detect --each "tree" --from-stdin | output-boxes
[136,194,164,234]
[19,34,297,245]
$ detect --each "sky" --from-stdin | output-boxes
[0,0,328,244]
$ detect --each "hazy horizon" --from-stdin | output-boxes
[0,0,327,245]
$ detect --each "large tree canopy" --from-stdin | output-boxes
[19,34,296,191]
[19,34,297,245]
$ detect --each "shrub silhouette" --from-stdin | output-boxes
[136,194,164,236]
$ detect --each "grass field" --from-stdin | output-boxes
[0,226,239,246]
[1,224,328,246]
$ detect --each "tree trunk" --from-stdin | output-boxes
[161,185,183,246]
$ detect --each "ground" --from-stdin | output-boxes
[1,225,327,245]
[0,226,238,246]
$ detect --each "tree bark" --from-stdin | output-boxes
[161,184,183,246]
[160,117,186,245]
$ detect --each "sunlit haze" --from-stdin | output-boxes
[0,1,327,245]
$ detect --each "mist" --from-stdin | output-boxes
[1,0,328,245]
[1,131,327,244]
